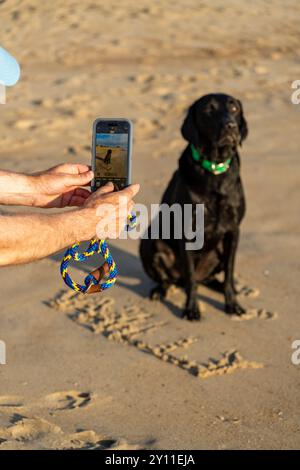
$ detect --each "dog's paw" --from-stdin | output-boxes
[150,285,167,302]
[225,302,246,316]
[182,306,202,321]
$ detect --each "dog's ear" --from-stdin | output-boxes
[181,103,200,146]
[238,100,248,145]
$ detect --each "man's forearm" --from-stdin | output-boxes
[0,170,37,206]
[0,210,84,266]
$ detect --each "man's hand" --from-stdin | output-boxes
[31,163,93,208]
[76,182,140,241]
[0,164,93,208]
[0,181,140,266]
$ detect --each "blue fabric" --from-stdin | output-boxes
[0,46,20,86]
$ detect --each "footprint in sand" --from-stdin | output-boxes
[0,396,24,408]
[235,279,260,298]
[231,308,278,322]
[58,431,140,450]
[43,391,93,411]
[0,393,128,449]
[0,413,140,450]
[0,391,96,413]
[0,415,61,444]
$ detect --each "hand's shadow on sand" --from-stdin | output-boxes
[50,243,225,319]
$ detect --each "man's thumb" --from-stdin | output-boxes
[96,182,114,195]
[63,170,94,186]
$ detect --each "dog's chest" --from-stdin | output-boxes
[188,184,244,236]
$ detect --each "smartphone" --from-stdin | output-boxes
[91,118,132,192]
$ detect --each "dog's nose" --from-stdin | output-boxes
[225,120,237,130]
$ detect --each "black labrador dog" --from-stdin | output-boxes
[139,93,248,320]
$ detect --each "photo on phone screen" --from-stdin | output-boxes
[92,119,132,191]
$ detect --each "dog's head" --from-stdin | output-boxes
[181,93,248,151]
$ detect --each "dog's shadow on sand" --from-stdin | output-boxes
[51,244,225,319]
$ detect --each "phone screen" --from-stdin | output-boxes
[93,120,131,191]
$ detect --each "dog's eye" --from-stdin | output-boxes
[229,103,238,113]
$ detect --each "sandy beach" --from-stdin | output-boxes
[0,0,299,449]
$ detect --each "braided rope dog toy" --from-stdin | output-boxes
[60,213,136,294]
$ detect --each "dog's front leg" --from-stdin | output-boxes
[181,244,201,321]
[223,230,246,315]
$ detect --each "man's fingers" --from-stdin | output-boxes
[119,183,140,200]
[95,182,114,195]
[74,164,91,174]
[61,170,94,187]
[128,200,134,213]
[51,163,91,175]
[61,189,91,207]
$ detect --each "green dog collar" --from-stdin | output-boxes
[190,144,232,175]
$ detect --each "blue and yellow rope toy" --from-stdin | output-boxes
[60,213,136,294]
